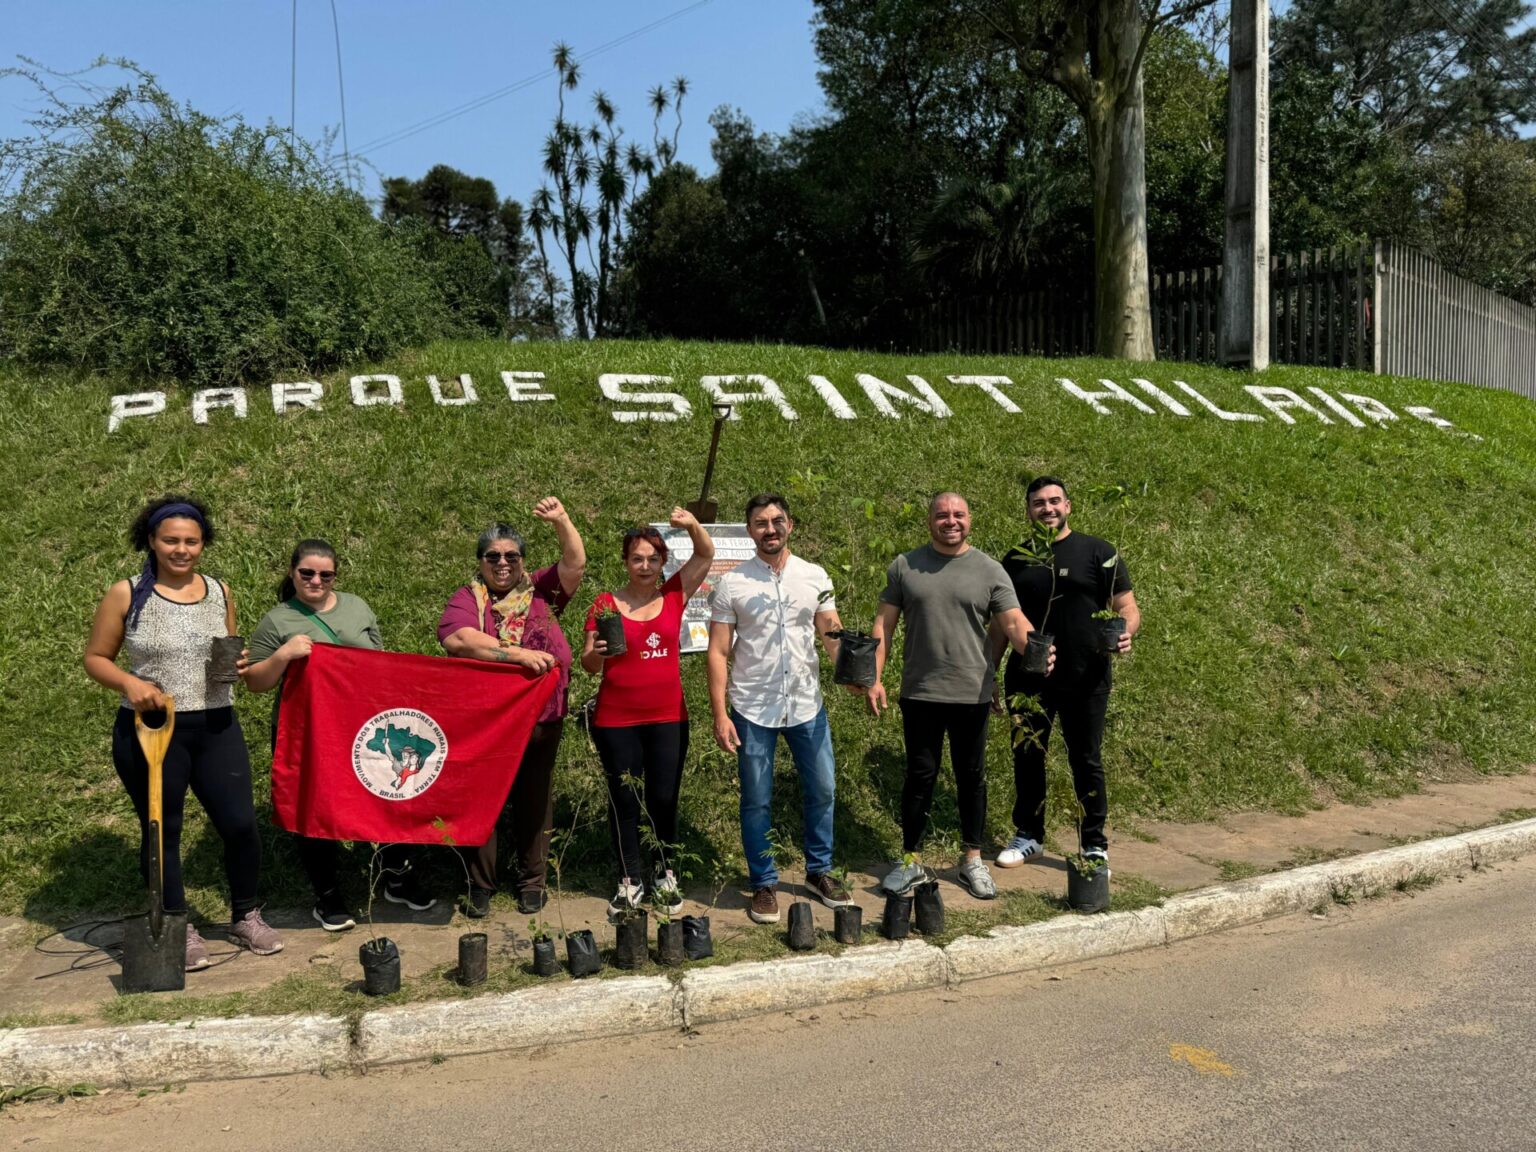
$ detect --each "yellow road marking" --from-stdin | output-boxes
[1169,1043,1236,1076]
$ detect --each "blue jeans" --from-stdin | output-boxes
[734,707,837,888]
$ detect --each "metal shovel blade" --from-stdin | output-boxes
[685,498,719,524]
[120,816,186,992]
[121,910,187,993]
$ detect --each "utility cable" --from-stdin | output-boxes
[32,917,242,980]
[350,0,715,158]
[330,0,351,188]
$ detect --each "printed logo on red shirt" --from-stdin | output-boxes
[641,630,670,660]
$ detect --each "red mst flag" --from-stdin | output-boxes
[272,644,558,846]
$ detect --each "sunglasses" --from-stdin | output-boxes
[481,550,523,564]
[297,568,336,583]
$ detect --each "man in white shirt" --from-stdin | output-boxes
[708,493,854,925]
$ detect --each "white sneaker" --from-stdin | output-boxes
[956,856,998,900]
[996,835,1044,869]
[651,870,684,916]
[608,879,644,919]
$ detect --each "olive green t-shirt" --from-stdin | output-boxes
[249,592,382,731]
[879,544,1019,704]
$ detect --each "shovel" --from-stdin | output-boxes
[685,402,732,524]
[121,697,187,993]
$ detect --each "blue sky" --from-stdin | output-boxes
[0,0,826,207]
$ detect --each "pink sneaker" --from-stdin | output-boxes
[185,924,210,971]
[229,908,284,955]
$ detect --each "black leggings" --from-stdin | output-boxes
[112,706,261,920]
[592,720,689,882]
[898,699,992,853]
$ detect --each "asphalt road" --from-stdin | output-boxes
[8,854,1535,1152]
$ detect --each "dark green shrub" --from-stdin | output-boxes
[0,62,481,386]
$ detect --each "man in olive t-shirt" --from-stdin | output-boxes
[862,492,1049,900]
[994,476,1140,870]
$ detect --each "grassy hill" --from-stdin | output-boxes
[3,339,1534,918]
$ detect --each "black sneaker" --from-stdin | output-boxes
[462,885,493,919]
[311,890,355,932]
[383,870,437,912]
[516,889,548,915]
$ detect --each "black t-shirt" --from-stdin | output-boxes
[1002,530,1132,696]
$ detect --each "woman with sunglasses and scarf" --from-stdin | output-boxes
[84,495,282,971]
[579,509,714,917]
[438,497,586,918]
[243,539,435,930]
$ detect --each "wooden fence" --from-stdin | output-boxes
[1153,244,1376,370]
[1376,239,1536,401]
[910,241,1536,401]
[911,244,1376,369]
[907,290,1095,358]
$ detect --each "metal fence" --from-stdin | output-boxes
[1375,239,1536,401]
[909,241,1535,401]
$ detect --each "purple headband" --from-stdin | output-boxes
[127,503,209,628]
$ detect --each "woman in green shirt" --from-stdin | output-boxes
[244,539,435,930]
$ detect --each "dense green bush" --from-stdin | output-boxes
[0,63,488,386]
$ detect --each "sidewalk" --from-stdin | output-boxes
[4,768,1534,1026]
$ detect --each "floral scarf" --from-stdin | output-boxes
[472,574,535,647]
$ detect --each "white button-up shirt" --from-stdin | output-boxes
[709,553,836,729]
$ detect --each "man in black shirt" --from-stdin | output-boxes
[992,476,1140,868]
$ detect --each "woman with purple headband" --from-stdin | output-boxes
[84,494,283,971]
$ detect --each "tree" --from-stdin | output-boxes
[1274,0,1536,150]
[620,164,734,338]
[533,43,681,338]
[1418,132,1536,302]
[969,0,1222,360]
[1268,0,1536,292]
[0,61,457,385]
[382,164,552,336]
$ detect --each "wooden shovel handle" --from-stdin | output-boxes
[135,696,176,829]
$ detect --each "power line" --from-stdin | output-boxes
[350,0,715,158]
[289,0,298,151]
[330,0,351,189]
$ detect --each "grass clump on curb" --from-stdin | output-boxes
[0,1083,99,1110]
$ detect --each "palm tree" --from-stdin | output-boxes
[527,185,560,320]
[649,84,670,163]
[911,162,1059,295]
[668,76,688,164]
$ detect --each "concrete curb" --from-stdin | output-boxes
[359,975,681,1067]
[945,907,1168,982]
[0,1013,349,1087]
[681,941,947,1026]
[4,817,1532,1087]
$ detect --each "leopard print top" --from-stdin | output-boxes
[121,575,232,712]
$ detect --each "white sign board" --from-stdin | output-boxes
[654,522,755,653]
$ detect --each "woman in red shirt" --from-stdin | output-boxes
[581,507,714,917]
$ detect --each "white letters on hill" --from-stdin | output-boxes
[106,370,1473,440]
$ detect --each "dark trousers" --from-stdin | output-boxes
[294,837,412,900]
[111,706,260,920]
[459,720,563,895]
[1009,690,1110,852]
[593,720,689,882]
[898,699,992,853]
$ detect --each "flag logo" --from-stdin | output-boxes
[352,709,449,801]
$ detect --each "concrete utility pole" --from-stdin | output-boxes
[1220,0,1270,369]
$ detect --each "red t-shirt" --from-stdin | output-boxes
[584,575,687,727]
